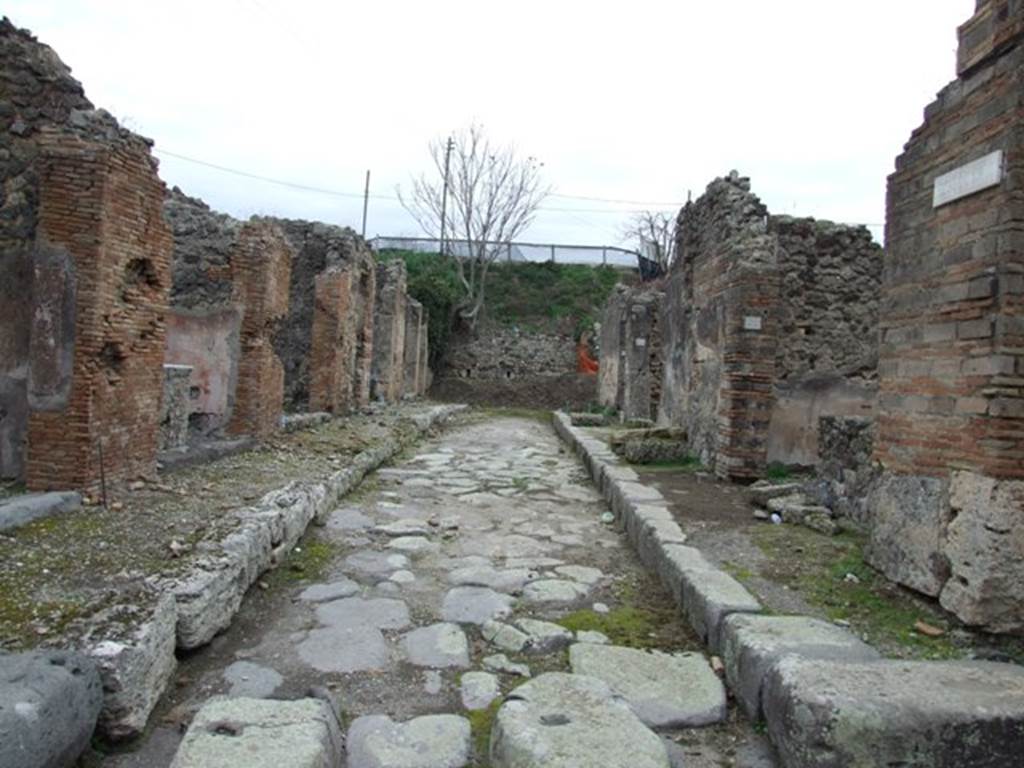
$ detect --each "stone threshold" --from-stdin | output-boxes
[79,404,466,742]
[552,411,1024,768]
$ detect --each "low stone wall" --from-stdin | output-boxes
[443,326,576,382]
[552,411,1024,766]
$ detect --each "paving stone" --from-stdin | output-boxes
[764,658,1024,768]
[347,714,471,768]
[297,626,390,673]
[505,557,564,569]
[522,579,589,604]
[169,696,342,768]
[402,623,470,668]
[328,508,375,531]
[345,551,410,575]
[575,630,610,644]
[389,570,416,584]
[315,597,410,630]
[441,587,514,625]
[460,671,501,710]
[490,673,669,768]
[481,620,529,652]
[592,602,610,613]
[720,614,882,720]
[222,660,283,698]
[447,566,535,593]
[375,519,431,536]
[482,654,531,677]
[387,536,440,554]
[0,650,102,768]
[554,564,604,585]
[297,578,360,602]
[423,670,443,695]
[514,618,574,655]
[569,644,726,728]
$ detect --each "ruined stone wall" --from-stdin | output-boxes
[1,20,173,489]
[765,217,881,467]
[417,310,430,395]
[403,299,424,397]
[867,0,1024,634]
[444,326,577,382]
[598,286,628,409]
[371,260,408,401]
[658,174,780,480]
[274,220,376,412]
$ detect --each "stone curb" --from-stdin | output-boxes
[0,491,82,533]
[84,404,465,742]
[551,411,1024,767]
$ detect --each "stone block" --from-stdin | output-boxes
[866,473,951,597]
[348,713,470,768]
[939,471,1024,634]
[0,650,103,768]
[654,544,714,605]
[679,567,762,652]
[170,697,342,768]
[0,491,80,533]
[763,658,1024,768]
[720,614,881,721]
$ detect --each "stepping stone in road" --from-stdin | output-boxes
[447,566,536,593]
[522,579,589,604]
[297,626,391,674]
[441,586,514,625]
[315,597,410,630]
[460,671,501,710]
[490,673,669,768]
[402,623,470,668]
[297,578,360,603]
[569,644,726,728]
[170,696,342,768]
[222,660,283,698]
[347,714,471,768]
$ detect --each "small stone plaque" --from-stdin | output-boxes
[743,315,762,331]
[933,150,1003,207]
[634,338,647,348]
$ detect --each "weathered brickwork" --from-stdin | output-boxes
[867,0,1024,633]
[371,260,408,401]
[309,265,368,413]
[160,365,192,450]
[274,220,376,412]
[598,286,628,410]
[223,222,292,437]
[25,130,172,491]
[619,288,664,422]
[403,299,424,397]
[417,310,430,395]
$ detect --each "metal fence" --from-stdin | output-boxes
[370,236,642,269]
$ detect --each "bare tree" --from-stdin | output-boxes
[399,123,549,328]
[622,210,677,269]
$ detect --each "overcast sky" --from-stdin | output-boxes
[9,1,974,247]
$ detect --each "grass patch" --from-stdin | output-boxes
[558,606,663,649]
[263,531,338,587]
[751,525,960,659]
[765,462,792,481]
[466,699,502,766]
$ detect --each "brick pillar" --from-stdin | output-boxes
[225,221,291,437]
[25,131,172,491]
[403,299,424,397]
[869,1,1024,633]
[371,261,407,401]
[417,309,430,396]
[309,265,356,413]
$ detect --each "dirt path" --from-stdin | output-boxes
[99,413,775,767]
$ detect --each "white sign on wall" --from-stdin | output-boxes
[933,150,1004,207]
[743,316,763,331]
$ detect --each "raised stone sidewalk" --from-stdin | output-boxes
[552,411,1024,767]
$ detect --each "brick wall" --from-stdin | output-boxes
[598,286,628,409]
[371,260,408,401]
[867,0,1024,633]
[25,130,172,491]
[417,310,430,396]
[224,221,291,437]
[620,288,663,422]
[309,265,359,413]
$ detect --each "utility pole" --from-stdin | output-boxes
[438,136,453,257]
[361,170,370,238]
